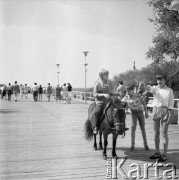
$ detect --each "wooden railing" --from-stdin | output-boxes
[148,97,179,110]
[72,91,95,101]
[72,92,178,123]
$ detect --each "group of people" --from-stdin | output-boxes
[0,81,30,101]
[93,69,174,162]
[60,83,73,104]
[32,82,73,103]
[0,81,73,103]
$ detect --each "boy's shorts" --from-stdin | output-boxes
[153,106,169,122]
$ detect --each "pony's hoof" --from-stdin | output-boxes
[103,155,107,160]
[99,145,103,150]
[93,146,97,151]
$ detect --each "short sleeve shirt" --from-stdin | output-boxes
[122,93,145,111]
[149,85,174,109]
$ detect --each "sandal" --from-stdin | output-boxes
[158,154,167,162]
[150,152,161,159]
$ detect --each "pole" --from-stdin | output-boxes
[57,72,59,86]
[85,56,87,104]
[83,51,89,104]
[56,64,60,86]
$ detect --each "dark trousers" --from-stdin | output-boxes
[33,91,38,101]
[8,90,12,101]
[94,103,105,129]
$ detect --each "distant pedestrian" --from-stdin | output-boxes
[13,81,20,102]
[33,83,39,102]
[62,83,68,103]
[1,85,7,100]
[38,85,43,101]
[20,84,24,99]
[7,83,12,101]
[46,83,52,102]
[0,85,4,99]
[67,83,72,103]
[28,87,31,94]
[55,85,61,103]
[24,84,29,99]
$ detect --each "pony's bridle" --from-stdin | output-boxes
[105,104,125,130]
[114,122,125,127]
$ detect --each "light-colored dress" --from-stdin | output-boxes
[62,86,68,99]
[46,86,52,98]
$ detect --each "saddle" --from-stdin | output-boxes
[100,102,111,121]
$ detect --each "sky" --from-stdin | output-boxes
[0,0,155,88]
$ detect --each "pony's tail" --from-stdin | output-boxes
[84,119,93,141]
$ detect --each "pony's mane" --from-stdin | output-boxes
[112,98,127,109]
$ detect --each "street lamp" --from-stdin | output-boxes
[83,51,89,104]
[56,64,60,86]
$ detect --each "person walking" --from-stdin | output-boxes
[38,85,43,101]
[1,84,7,100]
[144,73,174,162]
[20,84,24,99]
[24,84,29,99]
[13,81,20,102]
[7,83,12,101]
[62,83,68,103]
[122,84,149,151]
[0,85,4,99]
[67,83,72,104]
[33,83,39,102]
[55,85,61,103]
[46,83,52,102]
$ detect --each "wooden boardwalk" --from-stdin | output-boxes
[0,95,179,180]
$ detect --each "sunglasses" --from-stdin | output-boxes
[156,77,163,81]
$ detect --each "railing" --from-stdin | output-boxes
[148,97,179,110]
[72,92,178,124]
[72,91,95,101]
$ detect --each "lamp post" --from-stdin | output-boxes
[56,64,60,86]
[83,51,89,104]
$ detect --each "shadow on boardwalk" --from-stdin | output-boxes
[0,95,179,180]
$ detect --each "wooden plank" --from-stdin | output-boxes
[0,94,179,179]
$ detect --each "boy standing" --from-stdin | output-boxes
[122,84,149,151]
[145,73,174,162]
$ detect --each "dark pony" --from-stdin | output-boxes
[84,98,126,159]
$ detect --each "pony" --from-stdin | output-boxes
[84,98,126,159]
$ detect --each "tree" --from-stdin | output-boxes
[146,0,179,62]
[112,61,179,90]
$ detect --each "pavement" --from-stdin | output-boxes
[0,94,179,180]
